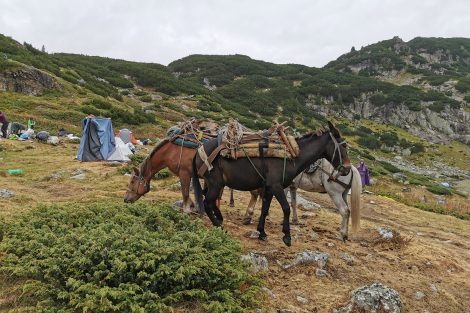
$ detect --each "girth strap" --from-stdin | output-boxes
[197,144,226,177]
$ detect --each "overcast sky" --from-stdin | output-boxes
[1,0,470,67]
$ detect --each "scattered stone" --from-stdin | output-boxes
[415,291,425,300]
[124,173,132,177]
[246,231,261,239]
[296,295,309,304]
[360,241,370,247]
[71,168,88,176]
[430,284,438,294]
[282,250,329,270]
[261,287,276,299]
[339,252,354,266]
[315,268,328,278]
[369,200,376,204]
[173,200,183,209]
[277,309,293,313]
[377,227,394,240]
[0,189,15,198]
[326,242,336,248]
[334,282,402,313]
[241,252,268,273]
[70,173,86,180]
[47,171,63,180]
[392,172,408,182]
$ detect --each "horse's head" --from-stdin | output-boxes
[324,121,351,175]
[124,166,150,203]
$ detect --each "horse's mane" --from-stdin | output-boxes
[296,127,328,140]
[140,138,170,171]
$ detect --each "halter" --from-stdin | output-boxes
[327,132,351,181]
[127,173,150,196]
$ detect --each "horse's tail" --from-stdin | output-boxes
[192,156,205,214]
[350,166,362,232]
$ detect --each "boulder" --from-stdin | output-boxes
[282,250,329,269]
[241,252,268,273]
[0,189,15,198]
[339,252,354,266]
[70,173,86,180]
[334,283,402,313]
[377,227,394,240]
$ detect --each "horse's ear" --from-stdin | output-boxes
[133,167,140,176]
[327,120,340,137]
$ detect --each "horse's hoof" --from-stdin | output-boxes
[229,202,235,208]
[291,219,299,225]
[258,232,267,241]
[242,217,252,225]
[283,235,292,247]
[341,234,348,242]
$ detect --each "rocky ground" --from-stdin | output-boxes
[1,139,469,312]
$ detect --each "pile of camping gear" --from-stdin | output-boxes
[219,119,299,160]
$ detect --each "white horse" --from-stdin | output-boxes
[242,159,362,241]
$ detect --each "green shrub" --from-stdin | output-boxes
[155,168,171,180]
[0,203,262,312]
[134,90,147,96]
[140,95,152,102]
[378,161,401,173]
[358,135,381,149]
[426,184,452,195]
[87,98,113,110]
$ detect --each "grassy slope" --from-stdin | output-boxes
[0,140,469,312]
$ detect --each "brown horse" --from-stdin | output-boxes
[124,138,235,211]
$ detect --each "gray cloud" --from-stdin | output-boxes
[1,0,470,67]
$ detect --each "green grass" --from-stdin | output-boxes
[0,202,263,312]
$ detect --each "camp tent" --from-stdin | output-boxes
[107,137,133,162]
[117,128,138,145]
[76,117,132,162]
[77,117,115,161]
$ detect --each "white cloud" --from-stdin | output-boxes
[1,0,470,66]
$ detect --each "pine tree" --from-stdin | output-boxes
[41,45,46,53]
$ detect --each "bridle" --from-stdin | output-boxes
[127,172,150,196]
[327,132,351,184]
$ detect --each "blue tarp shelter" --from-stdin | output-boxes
[77,117,116,161]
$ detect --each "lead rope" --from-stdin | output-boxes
[176,138,184,171]
[282,147,287,184]
[241,146,265,182]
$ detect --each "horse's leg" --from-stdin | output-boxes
[204,185,223,227]
[243,189,259,225]
[214,188,225,223]
[273,186,292,246]
[290,185,299,224]
[229,188,235,207]
[332,192,350,241]
[256,189,273,241]
[179,170,193,213]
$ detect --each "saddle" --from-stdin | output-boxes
[219,119,299,160]
[195,119,300,177]
[167,118,218,149]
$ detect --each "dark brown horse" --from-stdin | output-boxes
[193,121,350,246]
[124,139,235,211]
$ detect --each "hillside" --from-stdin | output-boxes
[1,32,470,209]
[1,140,469,312]
[1,33,470,312]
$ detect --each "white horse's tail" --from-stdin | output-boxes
[350,166,362,232]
